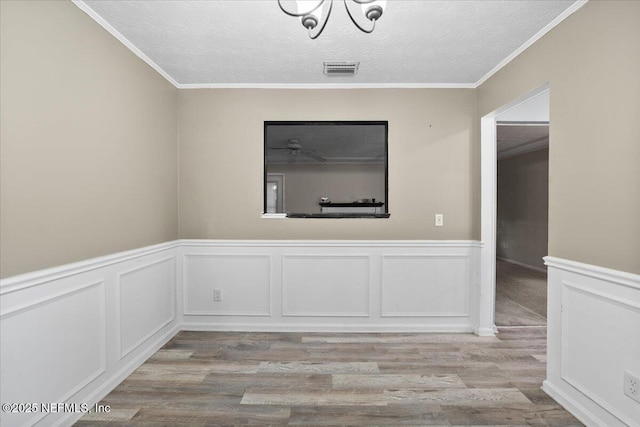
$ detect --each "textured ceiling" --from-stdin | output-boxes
[76,0,582,87]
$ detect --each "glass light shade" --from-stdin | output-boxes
[300,13,324,31]
[300,0,332,38]
[361,0,386,20]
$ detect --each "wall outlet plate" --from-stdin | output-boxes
[213,289,222,302]
[624,370,640,403]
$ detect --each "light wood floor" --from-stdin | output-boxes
[76,328,582,426]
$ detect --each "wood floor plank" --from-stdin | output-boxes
[384,388,532,406]
[147,349,195,361]
[127,364,209,383]
[377,361,499,375]
[308,351,428,362]
[203,372,332,393]
[241,389,387,406]
[442,403,583,426]
[208,362,261,374]
[78,408,139,422]
[100,388,244,405]
[258,361,380,374]
[131,405,291,425]
[288,405,447,426]
[332,373,466,389]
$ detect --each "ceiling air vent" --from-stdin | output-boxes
[323,62,359,76]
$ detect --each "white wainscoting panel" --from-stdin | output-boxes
[0,280,106,427]
[282,254,371,317]
[0,241,180,427]
[381,255,469,317]
[0,240,480,425]
[180,240,480,332]
[183,254,271,316]
[118,257,176,359]
[544,256,640,427]
[561,281,640,427]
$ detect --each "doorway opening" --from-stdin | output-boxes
[478,83,549,335]
[495,120,548,327]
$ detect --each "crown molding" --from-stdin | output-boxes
[177,83,476,90]
[474,0,588,87]
[73,0,588,91]
[72,0,181,88]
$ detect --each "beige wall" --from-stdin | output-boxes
[478,1,640,274]
[0,1,178,278]
[268,163,385,214]
[497,149,549,270]
[178,89,477,240]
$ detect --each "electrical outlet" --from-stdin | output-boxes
[213,289,222,302]
[435,214,444,227]
[624,371,640,403]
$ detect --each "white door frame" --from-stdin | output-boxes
[477,82,550,336]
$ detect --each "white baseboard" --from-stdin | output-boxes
[60,324,180,427]
[497,256,547,273]
[542,381,608,427]
[474,326,497,337]
[182,322,475,334]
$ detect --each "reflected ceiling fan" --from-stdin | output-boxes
[269,139,327,162]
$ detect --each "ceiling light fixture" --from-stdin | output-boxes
[278,0,387,39]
